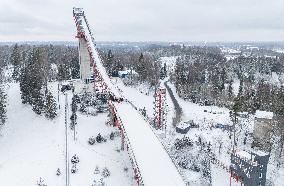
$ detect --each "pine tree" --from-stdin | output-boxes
[58,63,71,81]
[32,90,45,115]
[19,47,46,115]
[160,63,167,80]
[228,80,233,98]
[106,50,114,75]
[238,77,244,97]
[44,90,57,119]
[10,44,21,82]
[136,53,147,82]
[230,97,242,149]
[220,67,226,91]
[70,56,80,79]
[70,95,78,128]
[0,85,7,125]
[58,54,71,81]
[19,64,29,104]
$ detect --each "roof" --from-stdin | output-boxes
[176,120,193,130]
[255,110,273,120]
[118,70,137,76]
[236,150,252,159]
[114,102,185,186]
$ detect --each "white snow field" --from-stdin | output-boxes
[0,83,135,186]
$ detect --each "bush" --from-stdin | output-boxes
[109,132,114,140]
[94,166,100,174]
[88,136,96,145]
[37,177,47,186]
[96,133,103,143]
[71,164,77,174]
[174,137,193,150]
[102,167,110,178]
[71,154,80,164]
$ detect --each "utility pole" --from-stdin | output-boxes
[73,120,76,141]
[233,113,236,152]
[64,93,69,186]
[58,82,60,109]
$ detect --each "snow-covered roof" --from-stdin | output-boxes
[118,70,137,76]
[118,71,128,76]
[176,120,193,130]
[236,150,252,159]
[255,110,273,120]
[253,150,269,157]
[236,150,269,159]
[114,102,185,186]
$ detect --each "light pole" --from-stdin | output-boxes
[64,93,69,186]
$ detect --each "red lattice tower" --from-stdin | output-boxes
[153,87,166,129]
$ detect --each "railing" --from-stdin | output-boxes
[108,100,144,185]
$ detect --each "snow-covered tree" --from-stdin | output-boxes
[102,167,110,178]
[37,177,47,186]
[0,85,7,125]
[70,56,80,79]
[44,90,57,119]
[10,43,21,82]
[200,152,212,186]
[57,54,71,81]
[32,90,45,115]
[19,48,46,115]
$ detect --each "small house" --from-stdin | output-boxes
[214,123,233,131]
[176,120,199,134]
[118,69,137,78]
[253,110,273,151]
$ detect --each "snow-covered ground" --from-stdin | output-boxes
[111,56,264,185]
[0,83,135,186]
[116,78,262,185]
[1,55,284,185]
[114,79,155,118]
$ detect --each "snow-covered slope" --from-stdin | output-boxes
[0,83,135,186]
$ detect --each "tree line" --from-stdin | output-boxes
[100,49,161,88]
[0,43,80,119]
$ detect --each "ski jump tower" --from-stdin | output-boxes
[73,7,185,186]
[73,8,107,92]
[75,8,92,83]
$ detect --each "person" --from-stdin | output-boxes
[56,168,61,176]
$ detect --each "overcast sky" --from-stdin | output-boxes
[0,0,284,42]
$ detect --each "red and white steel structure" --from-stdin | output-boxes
[153,87,167,129]
[73,7,185,186]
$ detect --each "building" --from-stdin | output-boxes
[176,120,199,134]
[230,150,270,186]
[78,34,93,83]
[118,70,137,78]
[253,110,273,151]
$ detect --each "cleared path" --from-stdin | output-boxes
[164,81,183,126]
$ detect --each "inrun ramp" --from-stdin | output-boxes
[114,102,185,186]
[73,7,185,186]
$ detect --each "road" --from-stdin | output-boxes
[164,81,183,127]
